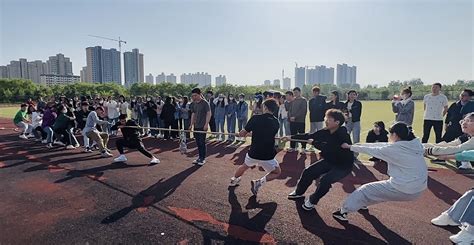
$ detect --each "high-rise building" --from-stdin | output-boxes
[80,67,87,82]
[85,46,121,84]
[124,48,144,87]
[166,73,177,84]
[145,73,154,84]
[0,66,8,78]
[215,75,226,86]
[180,72,211,87]
[156,72,166,84]
[47,53,73,75]
[40,74,80,86]
[19,58,28,79]
[306,65,335,85]
[336,63,357,85]
[27,60,47,84]
[282,77,291,90]
[7,61,21,79]
[273,79,281,88]
[295,66,305,88]
[264,80,272,86]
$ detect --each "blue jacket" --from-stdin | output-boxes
[214,101,226,120]
[236,101,248,120]
[226,101,237,118]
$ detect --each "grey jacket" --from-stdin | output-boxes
[288,97,308,123]
[392,100,415,126]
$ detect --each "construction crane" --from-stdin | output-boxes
[88,35,127,53]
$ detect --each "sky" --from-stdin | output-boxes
[0,0,473,86]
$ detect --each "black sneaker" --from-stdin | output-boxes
[332,209,348,221]
[430,159,446,165]
[287,190,305,200]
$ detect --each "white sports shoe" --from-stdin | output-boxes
[113,155,128,162]
[302,198,315,211]
[431,212,460,226]
[41,140,48,144]
[449,227,474,244]
[229,177,241,187]
[101,151,113,158]
[66,145,76,150]
[150,157,160,164]
[197,159,206,166]
[54,140,66,146]
[19,134,28,140]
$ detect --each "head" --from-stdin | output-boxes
[432,83,442,94]
[118,114,127,124]
[293,87,301,97]
[262,99,279,115]
[228,94,235,102]
[460,89,473,103]
[255,95,264,105]
[206,90,214,99]
[347,90,358,101]
[312,86,321,97]
[461,113,474,136]
[146,97,152,102]
[57,105,67,114]
[329,91,340,103]
[401,87,412,100]
[279,95,286,104]
[324,109,345,130]
[119,95,125,102]
[20,103,28,112]
[182,96,189,105]
[285,91,294,102]
[273,91,282,100]
[373,121,386,134]
[191,88,203,102]
[95,106,105,117]
[238,94,245,102]
[165,96,172,104]
[81,102,89,111]
[389,122,416,142]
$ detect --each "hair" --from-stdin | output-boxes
[312,86,321,93]
[227,94,235,103]
[433,82,442,88]
[330,91,340,104]
[182,96,189,106]
[81,101,89,106]
[285,91,294,97]
[20,103,27,108]
[463,89,473,97]
[464,112,474,120]
[165,96,172,104]
[373,121,386,130]
[256,95,263,108]
[191,88,202,94]
[293,87,301,92]
[263,91,274,98]
[57,105,66,112]
[389,122,416,141]
[401,87,412,97]
[273,91,282,99]
[263,99,279,114]
[95,106,104,112]
[118,114,127,120]
[325,109,345,127]
[206,90,213,95]
[218,96,225,107]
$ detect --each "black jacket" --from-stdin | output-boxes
[309,95,327,122]
[74,110,90,130]
[345,100,362,122]
[160,103,176,123]
[111,120,140,142]
[326,101,347,112]
[293,126,354,168]
[366,130,388,143]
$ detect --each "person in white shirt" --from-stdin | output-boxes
[422,83,448,143]
[105,97,120,136]
[118,95,129,118]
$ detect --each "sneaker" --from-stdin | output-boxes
[54,140,66,146]
[19,134,28,140]
[113,155,128,162]
[34,138,42,142]
[302,198,315,211]
[430,159,446,164]
[192,158,200,164]
[41,140,48,144]
[150,157,160,165]
[26,134,35,138]
[66,145,76,150]
[287,148,295,152]
[197,159,206,166]
[360,206,369,211]
[46,143,53,148]
[74,143,80,148]
[287,190,305,200]
[101,151,113,158]
[332,209,348,221]
[458,161,473,170]
[250,180,262,196]
[368,157,377,162]
[83,147,92,153]
[431,212,460,226]
[449,228,474,244]
[229,177,241,187]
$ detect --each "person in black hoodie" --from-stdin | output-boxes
[284,109,354,211]
[366,121,389,162]
[112,114,160,165]
[309,86,327,133]
[160,96,177,140]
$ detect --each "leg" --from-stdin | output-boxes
[422,120,433,143]
[100,132,109,149]
[16,122,28,135]
[116,138,128,154]
[172,119,179,138]
[294,160,332,195]
[446,190,474,222]
[234,164,250,178]
[433,120,443,143]
[289,122,297,149]
[284,119,290,136]
[297,122,306,149]
[44,126,54,143]
[209,116,216,132]
[353,121,361,144]
[163,121,171,139]
[135,141,153,158]
[308,166,352,204]
[87,131,105,151]
[194,129,206,160]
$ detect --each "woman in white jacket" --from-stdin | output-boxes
[333,122,428,221]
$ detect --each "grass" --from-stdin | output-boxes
[0,107,19,119]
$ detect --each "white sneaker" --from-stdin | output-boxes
[41,140,48,144]
[101,151,113,158]
[197,159,206,166]
[302,198,315,211]
[26,134,35,138]
[229,177,241,187]
[250,179,262,195]
[54,140,66,146]
[287,190,305,199]
[113,155,128,162]
[66,145,76,150]
[431,212,460,226]
[449,228,474,244]
[150,157,160,164]
[192,158,200,164]
[46,143,53,148]
[19,134,28,140]
[459,161,473,170]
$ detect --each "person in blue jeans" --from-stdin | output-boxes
[213,94,227,141]
[236,94,248,142]
[189,88,211,166]
[226,94,238,143]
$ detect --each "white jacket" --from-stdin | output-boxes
[350,138,428,194]
[424,136,474,156]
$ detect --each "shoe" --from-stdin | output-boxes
[287,190,305,200]
[74,143,80,148]
[26,134,35,138]
[287,148,295,152]
[449,228,474,244]
[101,151,113,158]
[158,134,164,139]
[368,157,377,162]
[302,198,314,211]
[150,157,160,164]
[197,159,206,166]
[360,206,369,211]
[66,145,76,150]
[192,158,200,164]
[83,147,92,153]
[19,134,28,140]
[229,177,241,187]
[250,179,262,196]
[54,140,66,146]
[459,161,473,170]
[430,159,446,164]
[46,143,53,148]
[41,140,48,144]
[113,155,128,162]
[34,138,42,142]
[431,212,460,226]
[332,209,348,221]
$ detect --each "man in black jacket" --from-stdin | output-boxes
[112,114,160,165]
[443,89,474,142]
[309,86,327,134]
[284,109,354,211]
[344,90,362,145]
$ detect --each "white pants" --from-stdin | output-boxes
[342,180,423,213]
[16,122,32,135]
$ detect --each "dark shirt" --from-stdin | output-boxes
[75,110,90,130]
[326,101,347,112]
[160,103,177,123]
[366,130,389,143]
[245,113,280,160]
[345,100,362,122]
[145,101,157,118]
[111,120,140,142]
[293,126,354,168]
[309,95,327,122]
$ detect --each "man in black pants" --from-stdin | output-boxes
[112,114,160,165]
[206,90,216,135]
[288,87,308,154]
[422,83,448,143]
[284,109,354,211]
[190,88,212,166]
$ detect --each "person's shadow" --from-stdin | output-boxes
[54,162,149,183]
[427,176,462,205]
[226,187,277,242]
[276,152,307,187]
[360,210,411,244]
[101,165,201,224]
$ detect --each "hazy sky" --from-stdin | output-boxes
[1,0,472,86]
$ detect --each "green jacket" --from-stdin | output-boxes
[13,110,27,125]
[455,150,474,162]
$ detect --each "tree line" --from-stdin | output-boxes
[0,78,472,103]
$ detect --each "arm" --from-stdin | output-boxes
[189,113,195,129]
[455,150,474,162]
[392,101,399,113]
[350,144,396,164]
[426,138,474,155]
[204,111,211,130]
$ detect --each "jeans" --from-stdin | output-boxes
[279,118,290,137]
[116,138,152,158]
[43,126,54,143]
[290,121,306,149]
[157,114,164,135]
[238,117,248,132]
[310,121,325,134]
[295,159,353,204]
[82,130,90,147]
[194,127,207,160]
[346,121,361,144]
[447,189,474,225]
[209,115,216,132]
[107,118,117,134]
[227,115,236,141]
[215,118,225,140]
[16,122,32,135]
[422,119,443,143]
[68,127,79,146]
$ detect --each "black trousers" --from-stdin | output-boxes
[295,159,352,204]
[116,138,152,158]
[209,115,216,132]
[194,127,207,160]
[290,122,306,148]
[163,120,179,139]
[442,124,463,143]
[422,120,443,143]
